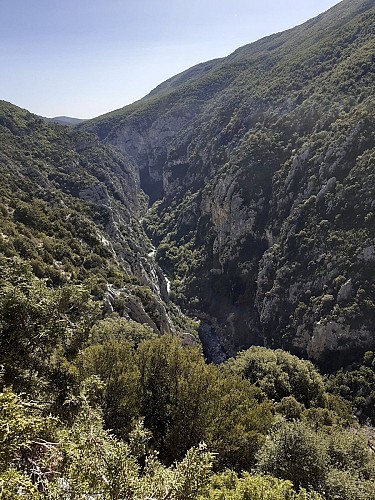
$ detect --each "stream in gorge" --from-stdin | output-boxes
[149,244,228,364]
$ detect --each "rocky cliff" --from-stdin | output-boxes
[83,0,375,370]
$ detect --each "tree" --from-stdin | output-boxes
[75,340,141,438]
[0,387,54,498]
[136,336,273,468]
[0,257,99,395]
[256,420,328,491]
[202,470,323,499]
[225,347,326,408]
[46,401,214,499]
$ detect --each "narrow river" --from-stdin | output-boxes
[149,243,228,364]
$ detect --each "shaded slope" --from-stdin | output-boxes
[83,0,375,369]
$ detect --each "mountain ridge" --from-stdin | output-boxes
[82,0,375,370]
[83,0,372,133]
[43,115,87,126]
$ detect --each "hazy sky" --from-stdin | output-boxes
[1,0,340,119]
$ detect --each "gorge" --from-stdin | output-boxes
[1,0,375,497]
[81,0,375,371]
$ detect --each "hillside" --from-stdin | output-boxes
[0,100,202,390]
[83,0,375,371]
[1,1,375,497]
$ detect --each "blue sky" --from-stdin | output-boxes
[1,0,340,118]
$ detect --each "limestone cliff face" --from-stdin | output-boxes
[83,0,375,369]
[105,118,183,202]
[255,105,375,369]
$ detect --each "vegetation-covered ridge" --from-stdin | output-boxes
[1,0,375,497]
[83,0,375,371]
[0,100,374,498]
[0,99,199,388]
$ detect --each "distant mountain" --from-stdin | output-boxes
[82,0,375,370]
[43,115,87,126]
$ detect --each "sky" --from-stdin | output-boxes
[0,0,341,119]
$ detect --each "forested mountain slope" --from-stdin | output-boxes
[0,100,200,390]
[1,2,375,497]
[83,0,375,370]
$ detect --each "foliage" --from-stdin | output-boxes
[0,387,55,498]
[87,315,157,347]
[0,469,41,500]
[201,470,322,500]
[46,402,214,499]
[75,339,141,437]
[325,350,375,424]
[76,335,273,468]
[256,419,375,498]
[0,256,99,403]
[0,388,52,472]
[225,347,326,408]
[256,420,328,491]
